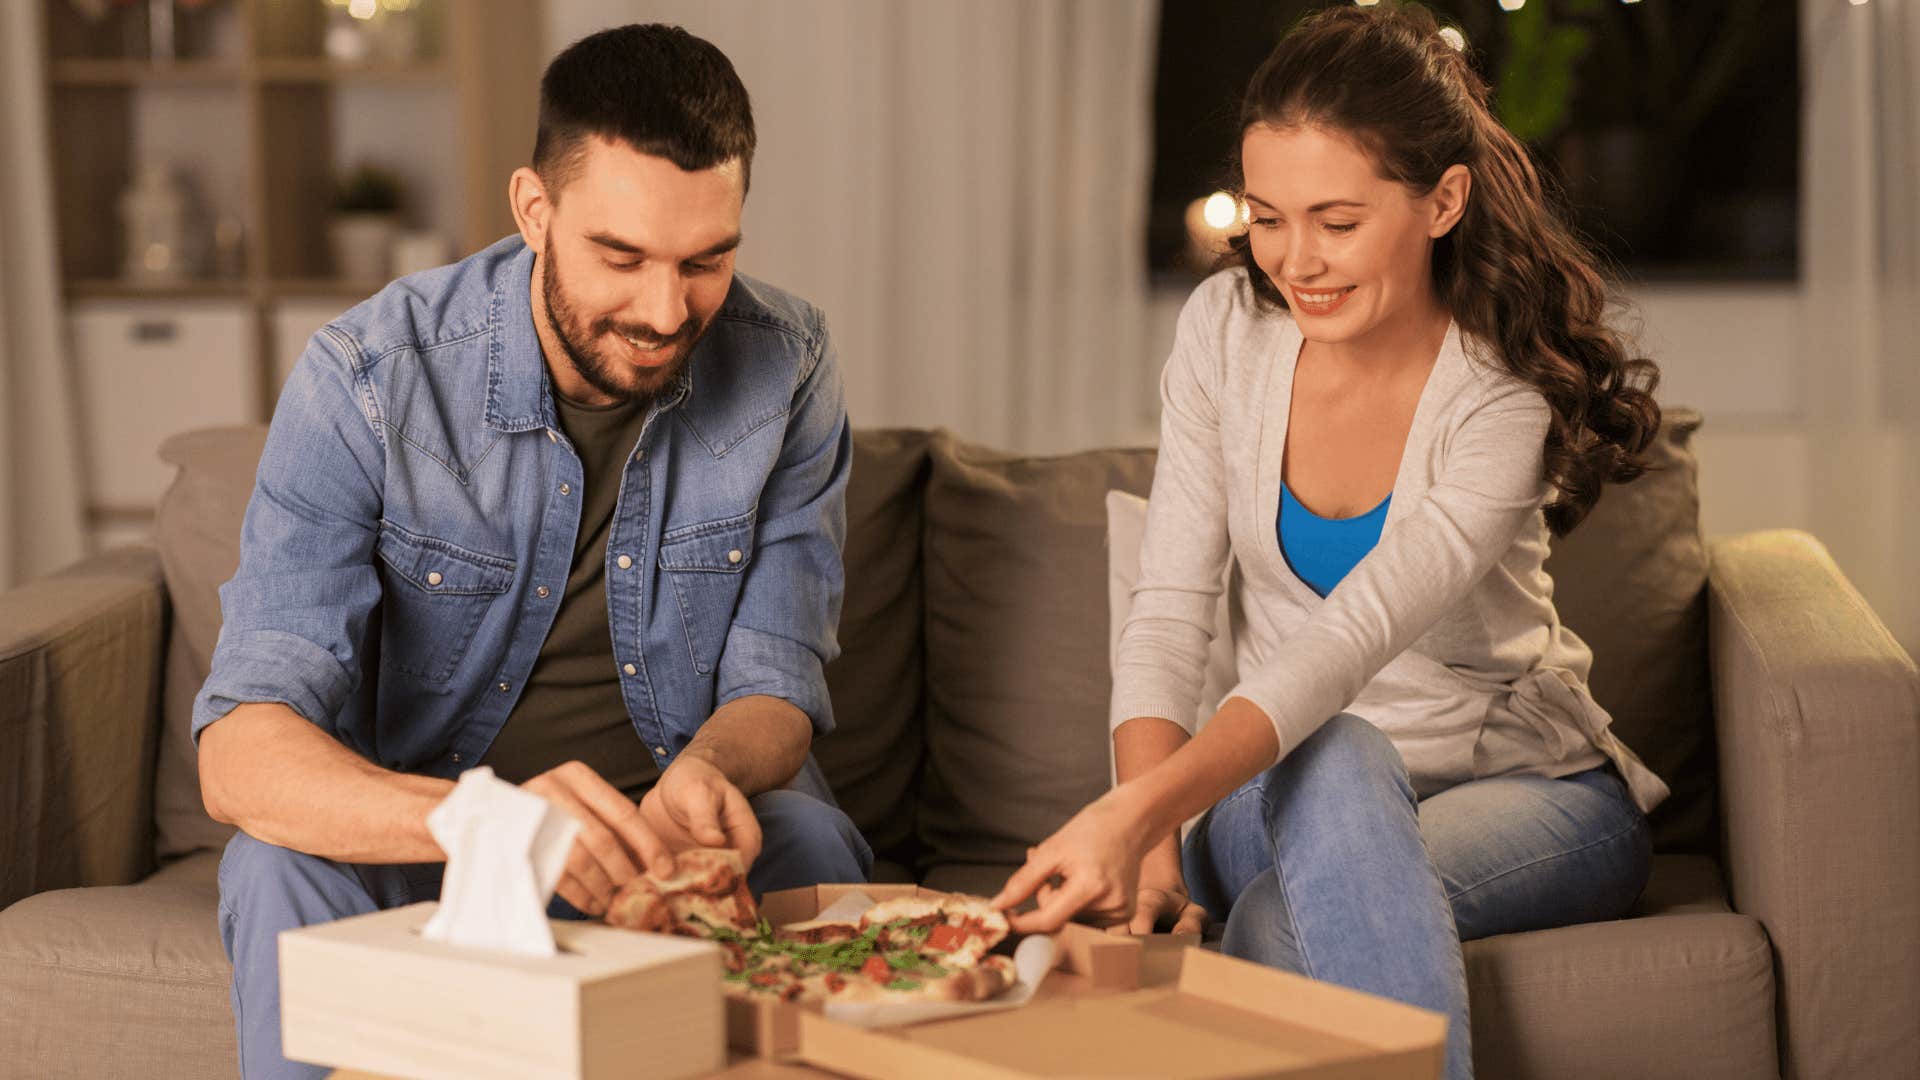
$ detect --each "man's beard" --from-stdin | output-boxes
[541,236,705,405]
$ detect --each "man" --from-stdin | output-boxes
[195,25,870,1079]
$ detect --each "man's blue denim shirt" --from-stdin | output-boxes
[191,236,851,781]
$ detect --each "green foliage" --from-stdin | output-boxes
[334,163,404,215]
[1493,1,1597,145]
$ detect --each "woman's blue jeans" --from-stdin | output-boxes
[1181,713,1652,1080]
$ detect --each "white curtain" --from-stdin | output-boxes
[1799,0,1920,652]
[1873,0,1920,654]
[546,0,1162,454]
[0,2,88,591]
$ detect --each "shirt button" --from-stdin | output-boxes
[616,554,633,570]
[546,429,557,443]
[727,549,743,565]
[623,663,637,676]
[654,746,668,756]
[536,585,550,598]
[558,482,572,496]
[451,752,462,764]
[426,571,443,586]
[497,681,511,693]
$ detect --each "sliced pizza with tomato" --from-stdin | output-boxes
[600,851,1019,1005]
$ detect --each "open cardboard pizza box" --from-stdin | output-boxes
[741,885,1445,1080]
[278,901,726,1080]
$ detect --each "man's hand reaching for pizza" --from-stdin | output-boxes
[640,755,764,870]
[522,760,676,918]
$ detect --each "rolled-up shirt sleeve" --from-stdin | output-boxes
[191,327,385,745]
[714,314,850,737]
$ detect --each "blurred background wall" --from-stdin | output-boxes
[2,0,1914,653]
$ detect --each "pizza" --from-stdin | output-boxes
[601,850,1017,1005]
[857,896,1009,968]
[717,920,1017,1004]
[603,848,757,937]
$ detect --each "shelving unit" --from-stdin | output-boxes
[39,0,542,548]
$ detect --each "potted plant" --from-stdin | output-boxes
[329,163,404,283]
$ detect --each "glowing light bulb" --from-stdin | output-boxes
[1439,27,1466,51]
[1202,192,1239,230]
[1498,0,1525,10]
[348,0,377,20]
[1354,0,1381,6]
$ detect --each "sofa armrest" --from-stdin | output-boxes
[0,546,168,910]
[1707,529,1920,1080]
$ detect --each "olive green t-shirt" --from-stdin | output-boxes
[481,392,661,800]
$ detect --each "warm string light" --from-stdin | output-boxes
[1498,0,1525,11]
[1201,192,1239,230]
[330,0,416,19]
[1439,27,1466,51]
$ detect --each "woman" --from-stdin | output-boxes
[991,7,1669,1079]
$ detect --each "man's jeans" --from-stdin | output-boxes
[217,789,872,1080]
[1182,713,1651,1080]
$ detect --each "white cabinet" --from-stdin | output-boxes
[70,299,259,508]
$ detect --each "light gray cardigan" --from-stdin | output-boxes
[1112,270,1669,814]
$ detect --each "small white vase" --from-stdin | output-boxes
[329,213,399,283]
[120,163,190,283]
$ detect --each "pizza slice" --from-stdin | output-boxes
[774,917,862,946]
[804,952,1019,1003]
[857,895,1010,967]
[604,848,759,939]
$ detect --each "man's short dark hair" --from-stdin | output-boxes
[534,24,756,196]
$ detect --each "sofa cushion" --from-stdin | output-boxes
[153,427,264,858]
[815,429,932,861]
[0,547,168,909]
[918,432,1157,867]
[0,851,235,1079]
[1542,409,1714,854]
[1464,911,1776,1080]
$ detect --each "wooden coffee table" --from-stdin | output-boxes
[331,1058,835,1079]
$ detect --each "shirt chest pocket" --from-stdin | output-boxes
[657,510,755,676]
[375,523,516,683]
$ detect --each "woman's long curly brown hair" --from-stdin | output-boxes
[1227,3,1660,536]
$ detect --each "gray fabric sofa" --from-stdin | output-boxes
[2,416,1916,1080]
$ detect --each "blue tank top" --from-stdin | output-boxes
[1279,481,1391,598]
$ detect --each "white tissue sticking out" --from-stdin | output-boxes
[421,767,581,957]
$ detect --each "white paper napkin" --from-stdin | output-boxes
[803,890,1059,1027]
[420,766,580,957]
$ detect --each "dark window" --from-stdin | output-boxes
[1148,1,1800,282]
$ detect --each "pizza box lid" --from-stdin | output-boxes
[791,946,1448,1080]
[280,901,727,1080]
[731,884,1153,1059]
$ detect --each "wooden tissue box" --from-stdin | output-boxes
[280,901,724,1080]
